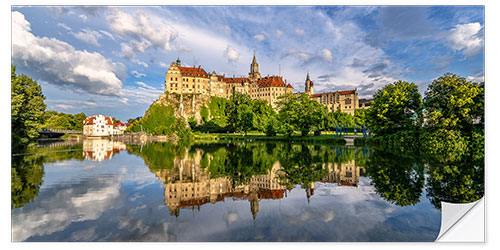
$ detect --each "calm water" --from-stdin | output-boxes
[11,139,484,242]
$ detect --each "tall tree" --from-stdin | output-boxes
[11,66,46,149]
[424,73,483,133]
[366,80,423,136]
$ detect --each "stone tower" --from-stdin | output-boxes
[305,72,314,95]
[249,51,261,81]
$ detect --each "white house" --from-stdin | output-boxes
[83,115,127,136]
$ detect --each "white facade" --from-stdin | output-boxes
[83,115,126,136]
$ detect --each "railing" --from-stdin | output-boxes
[40,128,83,134]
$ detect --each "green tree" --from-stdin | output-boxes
[11,66,46,149]
[424,73,483,134]
[277,93,326,136]
[366,80,423,136]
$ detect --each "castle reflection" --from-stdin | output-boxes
[149,146,365,218]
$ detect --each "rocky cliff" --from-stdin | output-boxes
[153,92,211,122]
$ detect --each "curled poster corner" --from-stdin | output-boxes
[435,198,485,242]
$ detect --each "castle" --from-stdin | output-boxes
[165,54,369,114]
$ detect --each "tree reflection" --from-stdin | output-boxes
[276,144,328,190]
[425,152,484,209]
[11,143,84,208]
[365,149,425,207]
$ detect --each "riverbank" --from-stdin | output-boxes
[193,132,347,144]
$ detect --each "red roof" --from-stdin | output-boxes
[83,117,96,125]
[178,66,209,78]
[310,89,356,98]
[257,76,287,88]
[105,117,113,125]
[222,77,249,84]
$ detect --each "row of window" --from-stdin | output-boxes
[169,77,209,83]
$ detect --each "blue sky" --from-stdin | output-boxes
[11,6,484,121]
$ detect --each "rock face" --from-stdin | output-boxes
[154,92,211,122]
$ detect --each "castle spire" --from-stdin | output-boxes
[306,72,310,81]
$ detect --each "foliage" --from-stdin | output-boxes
[125,103,192,139]
[265,115,279,136]
[365,149,425,206]
[11,66,47,149]
[366,80,423,136]
[277,93,327,136]
[424,73,483,133]
[43,111,86,130]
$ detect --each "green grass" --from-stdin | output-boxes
[194,131,347,144]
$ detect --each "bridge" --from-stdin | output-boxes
[39,128,82,138]
[342,135,364,145]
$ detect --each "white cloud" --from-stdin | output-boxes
[254,34,265,41]
[119,97,129,104]
[106,9,177,51]
[71,28,102,46]
[321,49,333,62]
[135,81,156,90]
[295,28,305,35]
[12,11,124,96]
[160,62,169,68]
[57,23,71,31]
[119,43,135,59]
[54,104,74,110]
[78,14,88,21]
[132,59,149,68]
[99,30,116,41]
[119,86,163,104]
[447,22,483,58]
[223,45,240,63]
[131,70,146,78]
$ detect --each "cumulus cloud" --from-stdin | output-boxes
[254,34,265,41]
[160,62,169,68]
[223,45,240,63]
[12,11,125,96]
[106,9,177,53]
[71,28,102,46]
[446,22,483,58]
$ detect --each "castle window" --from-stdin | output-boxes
[175,78,177,81]
[345,98,351,105]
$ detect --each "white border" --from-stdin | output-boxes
[3,0,497,250]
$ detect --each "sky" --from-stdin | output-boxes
[10,6,484,121]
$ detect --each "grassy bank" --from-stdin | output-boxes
[194,132,347,144]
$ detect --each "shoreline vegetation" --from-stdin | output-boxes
[12,64,483,161]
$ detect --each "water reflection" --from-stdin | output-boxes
[83,139,126,161]
[10,138,484,241]
[126,142,369,218]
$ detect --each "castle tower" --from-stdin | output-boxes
[249,51,261,81]
[305,72,314,95]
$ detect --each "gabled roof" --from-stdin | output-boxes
[257,76,290,88]
[222,77,249,84]
[310,89,356,98]
[83,117,96,125]
[178,66,209,78]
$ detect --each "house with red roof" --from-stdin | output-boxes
[83,115,128,136]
